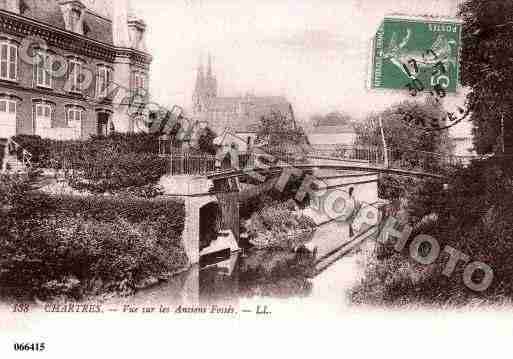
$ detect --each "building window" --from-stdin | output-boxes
[35,50,52,88]
[0,42,17,81]
[0,99,16,114]
[133,72,146,91]
[34,103,52,136]
[66,107,83,130]
[96,66,112,98]
[0,98,17,138]
[68,59,83,93]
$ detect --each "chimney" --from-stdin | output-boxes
[112,0,130,47]
[3,0,20,14]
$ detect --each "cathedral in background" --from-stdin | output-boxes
[191,55,296,146]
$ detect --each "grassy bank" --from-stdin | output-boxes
[350,159,513,307]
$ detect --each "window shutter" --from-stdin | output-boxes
[1,44,8,79]
[107,68,112,87]
[32,104,35,134]
[78,63,83,91]
[44,55,50,87]
[32,54,37,87]
[69,61,76,91]
[98,67,105,97]
[9,45,16,80]
[37,60,43,85]
[95,69,99,96]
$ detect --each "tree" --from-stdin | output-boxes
[354,99,454,156]
[355,99,454,200]
[197,127,217,155]
[460,0,513,155]
[256,110,308,146]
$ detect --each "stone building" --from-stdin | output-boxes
[0,0,151,140]
[191,55,295,146]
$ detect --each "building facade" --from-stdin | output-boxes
[0,0,151,141]
[307,112,356,147]
[191,55,295,145]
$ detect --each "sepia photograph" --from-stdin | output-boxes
[0,0,512,357]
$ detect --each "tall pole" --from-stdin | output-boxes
[378,115,389,167]
[501,112,505,154]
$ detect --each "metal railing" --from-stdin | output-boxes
[2,138,33,172]
[164,143,475,177]
[384,148,470,175]
[264,144,383,165]
[167,152,256,176]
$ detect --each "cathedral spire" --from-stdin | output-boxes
[192,55,206,113]
[205,53,217,98]
[207,53,213,77]
[195,55,204,91]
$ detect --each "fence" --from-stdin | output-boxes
[168,153,216,176]
[265,144,383,165]
[166,145,383,176]
[385,148,467,174]
[167,152,257,176]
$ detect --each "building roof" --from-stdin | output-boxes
[311,125,355,134]
[82,0,113,20]
[83,11,113,44]
[14,0,133,45]
[313,112,352,127]
[22,0,66,28]
[206,95,293,135]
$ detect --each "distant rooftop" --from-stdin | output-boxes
[311,112,355,134]
[311,125,355,134]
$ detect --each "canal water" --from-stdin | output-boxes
[198,219,367,304]
[101,220,370,309]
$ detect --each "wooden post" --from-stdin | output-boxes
[378,116,388,167]
[501,112,505,154]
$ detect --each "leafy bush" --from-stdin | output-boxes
[0,181,187,301]
[87,132,160,154]
[12,132,160,168]
[246,199,316,249]
[69,151,167,193]
[351,159,513,306]
[239,176,311,220]
[12,133,167,193]
[115,184,165,199]
[11,135,54,164]
[0,173,32,208]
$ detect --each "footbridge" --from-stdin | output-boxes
[206,144,473,182]
[160,144,475,265]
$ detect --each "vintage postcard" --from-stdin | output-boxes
[0,0,512,357]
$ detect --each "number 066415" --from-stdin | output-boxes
[13,343,45,351]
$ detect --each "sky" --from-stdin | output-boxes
[132,0,470,136]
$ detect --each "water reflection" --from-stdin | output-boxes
[199,220,357,303]
[199,247,315,303]
[127,221,353,305]
[109,265,200,307]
